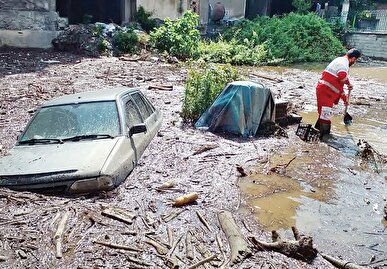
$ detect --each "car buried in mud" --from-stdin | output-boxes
[0,87,162,194]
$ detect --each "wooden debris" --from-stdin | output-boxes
[145,238,169,255]
[192,144,218,156]
[167,226,174,248]
[218,211,252,265]
[168,234,183,257]
[216,233,227,266]
[119,55,143,62]
[249,226,317,263]
[126,255,153,267]
[384,204,387,221]
[251,72,284,83]
[148,84,173,91]
[0,255,7,262]
[269,156,296,175]
[16,249,27,259]
[357,139,386,173]
[174,192,198,207]
[162,209,185,222]
[187,254,217,269]
[236,165,248,177]
[54,211,70,259]
[159,180,176,190]
[101,206,136,225]
[321,253,369,269]
[185,231,194,260]
[196,211,212,232]
[93,240,141,252]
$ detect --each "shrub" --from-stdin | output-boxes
[182,63,240,122]
[224,13,345,63]
[134,6,157,33]
[150,11,200,59]
[195,37,268,66]
[113,29,138,54]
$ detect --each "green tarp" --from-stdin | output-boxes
[195,81,275,137]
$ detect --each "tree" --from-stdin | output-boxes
[292,0,312,14]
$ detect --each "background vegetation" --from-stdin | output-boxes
[181,63,240,122]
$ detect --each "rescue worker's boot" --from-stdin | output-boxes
[319,123,331,141]
[314,119,320,130]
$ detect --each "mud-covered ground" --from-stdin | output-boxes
[0,48,386,269]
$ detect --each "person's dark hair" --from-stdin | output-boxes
[347,48,361,59]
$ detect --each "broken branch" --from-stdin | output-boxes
[93,240,142,252]
[54,211,70,259]
[321,253,368,269]
[187,254,217,269]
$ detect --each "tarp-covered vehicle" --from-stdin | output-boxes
[195,81,275,137]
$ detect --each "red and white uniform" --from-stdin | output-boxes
[316,56,350,124]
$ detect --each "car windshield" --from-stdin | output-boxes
[19,101,120,142]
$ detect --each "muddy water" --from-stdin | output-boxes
[239,66,387,264]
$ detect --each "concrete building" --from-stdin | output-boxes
[0,0,64,48]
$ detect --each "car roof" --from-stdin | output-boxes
[42,87,138,107]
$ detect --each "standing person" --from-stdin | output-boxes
[315,48,361,140]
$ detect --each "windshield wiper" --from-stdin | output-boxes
[62,134,114,142]
[18,138,63,145]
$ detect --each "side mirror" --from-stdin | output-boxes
[129,124,147,137]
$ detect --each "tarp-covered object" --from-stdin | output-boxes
[195,81,275,137]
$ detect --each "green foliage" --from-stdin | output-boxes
[328,18,347,43]
[150,11,200,59]
[195,37,267,66]
[292,0,312,14]
[113,29,138,54]
[98,39,111,54]
[93,25,104,37]
[223,13,345,63]
[134,6,157,33]
[182,63,240,122]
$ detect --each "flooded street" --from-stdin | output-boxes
[239,65,387,265]
[1,50,386,268]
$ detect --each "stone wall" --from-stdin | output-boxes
[0,0,62,48]
[346,32,387,60]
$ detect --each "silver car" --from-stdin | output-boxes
[0,87,162,194]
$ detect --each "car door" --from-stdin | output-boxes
[122,95,148,163]
[131,91,161,141]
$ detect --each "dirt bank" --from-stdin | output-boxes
[0,49,386,268]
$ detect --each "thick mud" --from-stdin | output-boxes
[0,49,386,268]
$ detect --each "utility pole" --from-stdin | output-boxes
[341,0,350,24]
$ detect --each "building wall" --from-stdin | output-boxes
[137,0,190,20]
[346,32,387,60]
[0,0,61,48]
[200,0,246,24]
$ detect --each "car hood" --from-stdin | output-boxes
[0,139,119,176]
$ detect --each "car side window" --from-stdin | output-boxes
[131,92,154,120]
[125,99,142,127]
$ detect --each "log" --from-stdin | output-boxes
[101,206,136,225]
[93,240,141,252]
[321,253,369,269]
[185,231,194,260]
[54,211,70,258]
[145,238,169,255]
[218,211,252,265]
[148,84,173,91]
[187,254,217,269]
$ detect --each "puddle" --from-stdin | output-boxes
[239,109,387,263]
